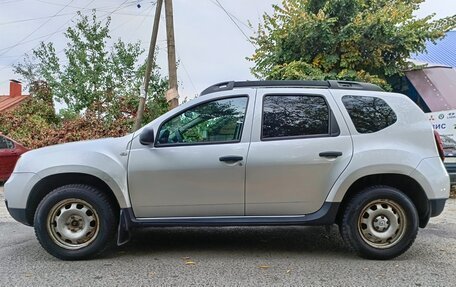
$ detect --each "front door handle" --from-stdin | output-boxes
[219,156,243,162]
[319,151,343,158]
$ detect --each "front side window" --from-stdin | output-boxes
[342,95,397,133]
[0,136,14,150]
[262,95,330,139]
[157,96,248,145]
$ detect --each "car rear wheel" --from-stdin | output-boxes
[34,184,117,260]
[339,186,418,260]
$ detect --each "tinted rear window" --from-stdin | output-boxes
[342,95,397,133]
[262,95,329,139]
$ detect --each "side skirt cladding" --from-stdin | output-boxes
[116,202,340,246]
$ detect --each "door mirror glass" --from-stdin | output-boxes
[139,128,155,145]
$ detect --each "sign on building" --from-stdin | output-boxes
[427,110,456,139]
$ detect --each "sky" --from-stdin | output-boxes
[0,0,455,101]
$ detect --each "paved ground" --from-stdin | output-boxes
[1,186,456,287]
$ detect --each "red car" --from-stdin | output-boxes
[0,134,28,181]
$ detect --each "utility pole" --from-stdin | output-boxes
[133,0,164,132]
[164,0,179,109]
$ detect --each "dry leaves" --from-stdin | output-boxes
[182,256,196,266]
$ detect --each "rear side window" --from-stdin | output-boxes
[0,136,14,149]
[262,95,329,139]
[342,95,397,133]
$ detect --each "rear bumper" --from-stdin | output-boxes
[420,198,447,228]
[444,162,456,184]
[429,198,446,217]
[411,157,450,200]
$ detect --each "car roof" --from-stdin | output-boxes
[200,80,384,96]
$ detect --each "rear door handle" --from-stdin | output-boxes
[219,156,243,162]
[319,151,343,158]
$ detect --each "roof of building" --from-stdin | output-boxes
[405,66,456,112]
[0,95,29,112]
[412,31,456,68]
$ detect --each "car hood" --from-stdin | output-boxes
[13,135,133,173]
[28,136,130,154]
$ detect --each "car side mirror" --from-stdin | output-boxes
[139,128,155,145]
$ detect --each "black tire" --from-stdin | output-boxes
[34,184,117,260]
[339,185,418,260]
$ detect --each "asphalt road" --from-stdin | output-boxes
[1,187,456,287]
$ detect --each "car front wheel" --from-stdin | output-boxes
[34,184,117,260]
[340,186,419,260]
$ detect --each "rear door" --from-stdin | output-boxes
[245,89,353,215]
[0,136,19,180]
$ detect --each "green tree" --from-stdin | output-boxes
[14,10,168,122]
[249,0,456,89]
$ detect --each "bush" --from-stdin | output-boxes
[0,99,133,149]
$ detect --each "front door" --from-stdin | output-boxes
[128,94,254,218]
[245,89,353,215]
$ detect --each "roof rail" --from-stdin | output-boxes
[200,80,384,95]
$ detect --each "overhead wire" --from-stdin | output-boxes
[210,0,256,47]
[110,1,154,33]
[0,0,75,57]
[135,4,155,33]
[0,13,75,26]
[52,0,136,63]
[0,0,87,72]
[99,0,134,21]
[0,0,133,72]
[0,29,71,53]
[34,0,137,11]
[2,0,215,97]
[210,0,252,30]
[155,13,198,97]
[177,51,199,97]
[0,5,152,27]
[41,0,98,55]
[159,12,198,96]
[0,0,24,4]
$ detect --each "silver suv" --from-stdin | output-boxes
[4,80,449,260]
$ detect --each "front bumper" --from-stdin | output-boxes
[4,200,30,226]
[4,172,39,226]
[4,172,38,208]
